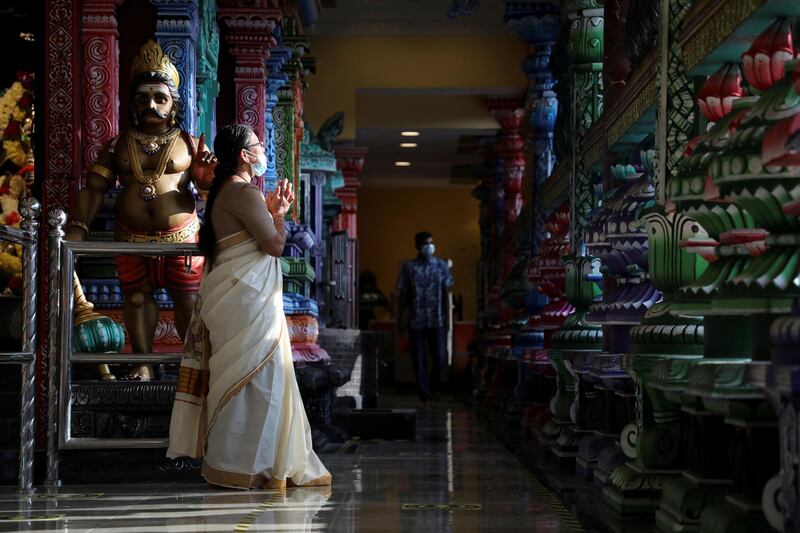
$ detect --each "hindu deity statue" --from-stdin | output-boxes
[65,41,216,380]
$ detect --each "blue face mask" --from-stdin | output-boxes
[246,150,268,177]
[421,243,435,257]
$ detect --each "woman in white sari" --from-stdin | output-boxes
[167,123,331,490]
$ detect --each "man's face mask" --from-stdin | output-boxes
[420,243,435,257]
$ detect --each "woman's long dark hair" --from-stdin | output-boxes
[198,123,254,264]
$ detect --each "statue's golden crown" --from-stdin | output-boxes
[130,40,180,89]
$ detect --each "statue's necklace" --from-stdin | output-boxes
[127,131,180,201]
[129,127,180,156]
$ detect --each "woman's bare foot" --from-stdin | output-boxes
[123,364,153,381]
[263,477,287,490]
[287,473,332,488]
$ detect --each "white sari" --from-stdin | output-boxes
[167,235,330,489]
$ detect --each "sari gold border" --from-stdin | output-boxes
[216,230,254,252]
[205,335,282,435]
[201,461,269,490]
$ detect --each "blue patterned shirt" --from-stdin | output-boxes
[397,256,453,329]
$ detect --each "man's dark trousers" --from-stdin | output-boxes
[408,327,446,401]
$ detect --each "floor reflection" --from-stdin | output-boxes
[0,396,585,532]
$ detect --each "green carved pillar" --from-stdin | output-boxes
[545,255,603,461]
[696,56,800,533]
[567,1,604,255]
[196,0,220,143]
[542,0,605,465]
[654,19,800,532]
[603,208,707,518]
[602,0,707,519]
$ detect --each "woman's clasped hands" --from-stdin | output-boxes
[266,179,295,218]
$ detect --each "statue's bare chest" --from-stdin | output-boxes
[115,133,192,177]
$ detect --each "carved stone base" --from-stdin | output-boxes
[554,425,590,465]
[70,381,177,438]
[595,441,630,489]
[521,403,551,445]
[698,496,773,533]
[539,419,585,468]
[295,362,352,452]
[576,433,617,481]
[655,472,733,533]
[60,449,201,484]
[603,462,682,519]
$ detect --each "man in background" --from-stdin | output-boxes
[397,231,453,403]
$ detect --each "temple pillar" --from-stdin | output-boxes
[218,2,280,191]
[333,147,367,242]
[265,46,291,193]
[499,0,561,456]
[487,99,525,283]
[505,0,559,259]
[195,0,219,141]
[81,0,123,181]
[279,17,311,218]
[272,48,300,198]
[152,0,198,134]
[41,0,82,443]
[543,0,605,466]
[330,147,367,330]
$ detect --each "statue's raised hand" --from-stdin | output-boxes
[191,133,217,190]
[266,179,294,218]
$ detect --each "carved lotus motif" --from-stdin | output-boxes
[697,63,745,123]
[742,17,796,92]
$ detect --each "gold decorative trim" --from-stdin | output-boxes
[681,0,766,72]
[582,136,603,169]
[607,79,658,148]
[115,217,200,244]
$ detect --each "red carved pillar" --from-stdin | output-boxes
[82,0,123,182]
[487,98,526,226]
[488,98,525,278]
[218,2,280,190]
[333,147,368,241]
[41,0,82,443]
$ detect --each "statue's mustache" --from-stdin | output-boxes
[138,109,169,120]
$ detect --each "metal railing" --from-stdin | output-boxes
[45,209,202,487]
[0,197,40,494]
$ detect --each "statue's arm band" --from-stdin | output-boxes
[88,164,115,181]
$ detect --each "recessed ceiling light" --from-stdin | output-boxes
[401,131,420,137]
[394,161,411,167]
[400,143,418,148]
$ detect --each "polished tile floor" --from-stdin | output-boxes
[0,397,586,532]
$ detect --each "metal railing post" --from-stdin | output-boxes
[45,209,65,488]
[16,197,40,494]
[46,239,201,452]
